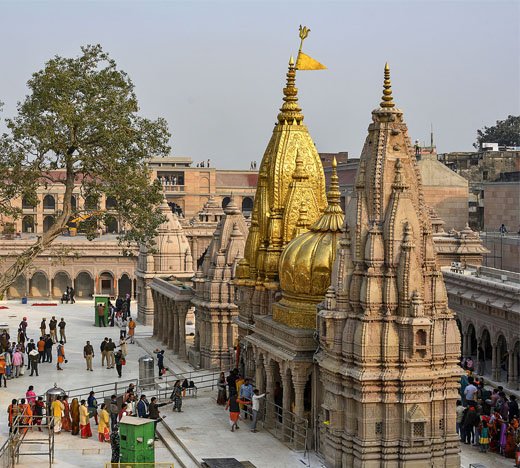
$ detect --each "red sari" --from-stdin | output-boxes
[61,400,71,432]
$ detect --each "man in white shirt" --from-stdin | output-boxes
[251,389,268,433]
[464,376,478,405]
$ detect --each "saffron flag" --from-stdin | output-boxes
[296,52,326,70]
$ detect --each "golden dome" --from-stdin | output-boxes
[274,158,344,328]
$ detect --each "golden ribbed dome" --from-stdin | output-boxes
[274,158,344,328]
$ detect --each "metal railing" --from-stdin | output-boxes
[50,369,223,406]
[259,399,309,453]
[0,439,14,468]
[0,411,55,468]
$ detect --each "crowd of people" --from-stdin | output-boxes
[217,368,267,433]
[459,363,520,459]
[0,316,72,383]
[6,378,198,464]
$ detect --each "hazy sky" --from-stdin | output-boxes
[1,0,518,169]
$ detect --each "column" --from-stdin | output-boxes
[178,303,188,359]
[25,277,30,298]
[221,316,229,365]
[514,352,519,390]
[172,304,179,354]
[282,373,293,441]
[48,276,52,298]
[211,319,219,366]
[255,356,265,393]
[491,343,498,381]
[162,297,169,344]
[167,299,174,350]
[293,378,307,449]
[264,361,275,425]
[462,332,468,356]
[508,351,514,388]
[152,291,158,337]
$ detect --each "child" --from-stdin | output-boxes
[479,420,489,453]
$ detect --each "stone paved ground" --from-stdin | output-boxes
[0,300,512,468]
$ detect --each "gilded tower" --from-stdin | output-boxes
[235,52,327,370]
[234,30,344,445]
[316,64,461,467]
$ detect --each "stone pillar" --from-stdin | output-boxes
[514,352,519,390]
[293,377,307,449]
[255,356,265,393]
[167,299,174,350]
[462,332,468,356]
[172,304,179,354]
[194,313,200,351]
[491,343,498,381]
[221,316,229,362]
[282,372,293,441]
[178,303,188,359]
[48,276,52,298]
[264,361,275,425]
[162,297,169,346]
[211,319,219,366]
[152,291,158,337]
[508,351,514,388]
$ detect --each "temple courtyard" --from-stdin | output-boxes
[0,300,511,467]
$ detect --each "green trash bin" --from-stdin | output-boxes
[119,415,156,466]
[93,295,110,327]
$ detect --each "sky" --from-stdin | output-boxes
[0,0,518,169]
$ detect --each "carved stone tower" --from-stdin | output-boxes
[136,199,194,325]
[316,64,461,467]
[191,197,248,369]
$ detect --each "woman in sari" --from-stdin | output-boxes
[33,397,45,432]
[79,400,92,438]
[51,396,64,434]
[70,398,80,436]
[18,398,32,435]
[61,395,72,432]
[217,372,227,405]
[97,403,110,442]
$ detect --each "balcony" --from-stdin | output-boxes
[162,184,185,193]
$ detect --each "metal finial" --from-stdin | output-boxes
[380,62,395,109]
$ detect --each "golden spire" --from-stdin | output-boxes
[311,156,344,232]
[278,56,304,124]
[380,62,395,109]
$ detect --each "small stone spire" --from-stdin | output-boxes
[278,56,304,124]
[380,62,395,109]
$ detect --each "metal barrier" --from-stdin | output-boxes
[259,399,309,453]
[1,411,55,467]
[0,439,14,468]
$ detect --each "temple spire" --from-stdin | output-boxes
[278,56,304,124]
[326,157,342,207]
[380,62,395,109]
[311,156,344,232]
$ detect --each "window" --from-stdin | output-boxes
[375,422,383,435]
[415,330,427,346]
[413,422,425,438]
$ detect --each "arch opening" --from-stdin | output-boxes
[30,271,49,297]
[74,272,94,298]
[52,272,72,298]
